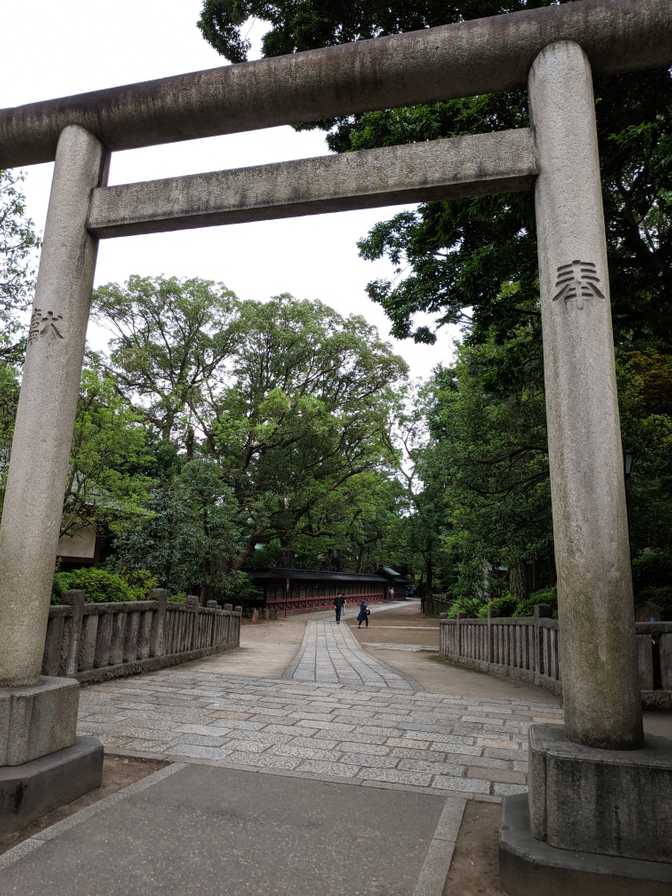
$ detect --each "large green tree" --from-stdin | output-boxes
[422,327,552,601]
[61,368,153,539]
[93,276,238,445]
[95,279,408,588]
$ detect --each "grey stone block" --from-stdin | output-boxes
[0,736,103,834]
[500,793,672,896]
[0,676,79,766]
[528,724,672,862]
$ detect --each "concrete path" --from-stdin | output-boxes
[287,619,413,689]
[1,763,466,896]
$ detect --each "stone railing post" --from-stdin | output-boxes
[62,590,86,676]
[149,589,169,657]
[456,613,462,658]
[185,595,199,649]
[487,611,493,668]
[533,603,551,685]
[233,607,243,646]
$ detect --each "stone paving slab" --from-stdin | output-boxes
[78,668,561,799]
[0,763,455,896]
[73,608,563,801]
[287,616,415,688]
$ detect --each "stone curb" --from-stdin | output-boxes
[412,797,466,896]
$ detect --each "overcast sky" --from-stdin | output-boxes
[1,0,459,379]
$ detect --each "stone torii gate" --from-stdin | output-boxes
[0,0,670,891]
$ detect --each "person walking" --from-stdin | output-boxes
[334,592,345,624]
[357,600,370,628]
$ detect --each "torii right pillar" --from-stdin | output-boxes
[499,41,672,895]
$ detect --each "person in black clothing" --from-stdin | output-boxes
[357,600,370,628]
[334,593,345,624]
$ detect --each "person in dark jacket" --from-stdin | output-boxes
[357,600,370,628]
[334,593,345,624]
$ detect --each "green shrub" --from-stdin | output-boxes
[123,568,158,596]
[478,593,518,619]
[53,567,142,604]
[512,586,558,618]
[446,595,484,618]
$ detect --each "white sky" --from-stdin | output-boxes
[0,0,459,379]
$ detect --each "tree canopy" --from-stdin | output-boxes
[91,279,408,598]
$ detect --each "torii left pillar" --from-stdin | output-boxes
[0,125,105,833]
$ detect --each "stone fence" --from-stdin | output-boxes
[439,606,672,709]
[42,589,242,685]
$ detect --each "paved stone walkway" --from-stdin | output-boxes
[78,614,563,799]
[287,620,413,688]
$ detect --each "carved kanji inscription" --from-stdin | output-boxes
[27,308,65,344]
[552,260,605,310]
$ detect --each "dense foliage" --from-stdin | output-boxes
[52,567,158,604]
[90,278,408,601]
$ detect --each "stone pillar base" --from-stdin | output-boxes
[0,677,79,766]
[528,723,672,862]
[500,793,672,896]
[0,736,103,834]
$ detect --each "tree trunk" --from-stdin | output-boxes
[426,555,434,595]
[509,561,529,602]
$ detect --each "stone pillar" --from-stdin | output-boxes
[62,590,86,677]
[0,125,107,687]
[149,589,169,658]
[529,41,642,749]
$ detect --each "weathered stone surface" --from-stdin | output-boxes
[88,130,536,237]
[528,724,672,863]
[637,635,655,690]
[0,736,103,834]
[501,793,672,896]
[0,126,106,687]
[529,40,642,749]
[0,677,79,766]
[0,0,670,167]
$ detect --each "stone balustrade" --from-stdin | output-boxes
[42,589,241,684]
[439,607,672,709]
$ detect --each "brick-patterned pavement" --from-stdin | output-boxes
[78,617,562,800]
[286,619,413,688]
